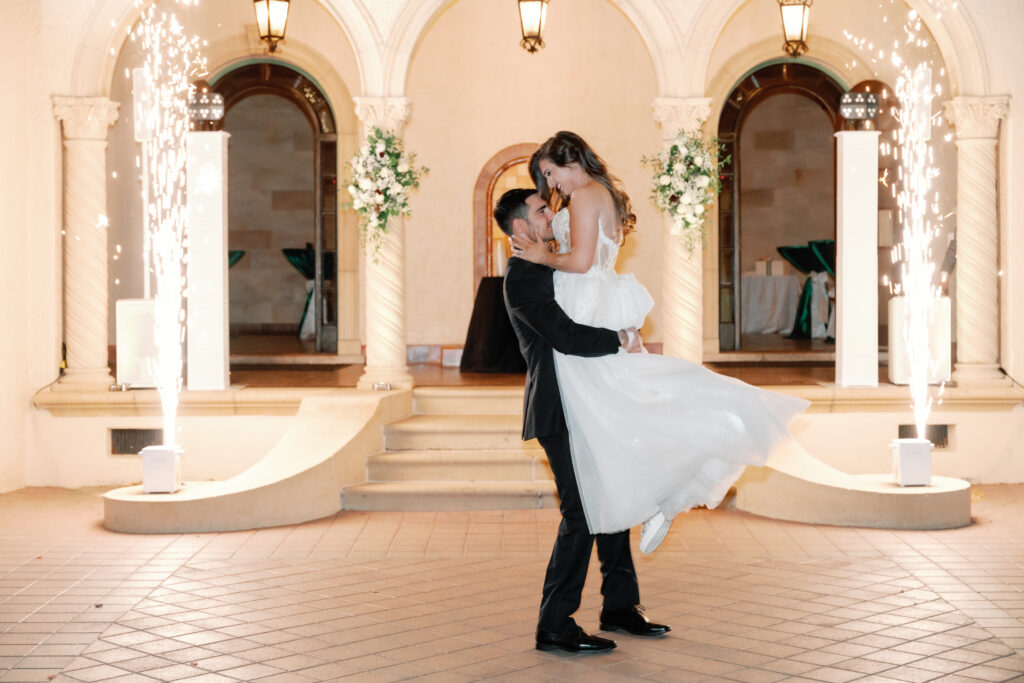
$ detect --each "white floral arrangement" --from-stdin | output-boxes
[642,131,728,255]
[346,126,427,256]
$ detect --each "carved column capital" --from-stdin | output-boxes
[353,96,412,133]
[52,96,120,140]
[652,97,712,138]
[943,96,1010,140]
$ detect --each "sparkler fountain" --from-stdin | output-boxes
[890,56,941,484]
[848,2,951,485]
[131,0,205,492]
[894,60,940,438]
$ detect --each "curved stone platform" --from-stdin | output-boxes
[102,386,973,533]
[733,440,972,529]
[103,391,410,533]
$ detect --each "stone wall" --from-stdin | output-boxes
[738,93,836,274]
[225,95,315,332]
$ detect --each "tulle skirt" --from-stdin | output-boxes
[552,270,809,534]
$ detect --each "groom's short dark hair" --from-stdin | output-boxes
[493,188,535,236]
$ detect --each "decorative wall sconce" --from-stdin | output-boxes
[518,0,549,54]
[778,0,812,57]
[253,0,290,53]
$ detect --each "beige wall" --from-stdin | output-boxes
[738,93,835,274]
[225,95,316,331]
[403,0,662,344]
[0,1,32,492]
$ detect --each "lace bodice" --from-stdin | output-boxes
[550,205,651,330]
[551,208,621,275]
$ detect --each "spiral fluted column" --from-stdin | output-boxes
[52,96,120,389]
[653,97,711,361]
[355,97,414,390]
[943,96,1010,384]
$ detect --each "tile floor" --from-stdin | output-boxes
[2,486,1024,682]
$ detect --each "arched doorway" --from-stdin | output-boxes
[472,143,539,289]
[717,62,846,352]
[211,62,339,353]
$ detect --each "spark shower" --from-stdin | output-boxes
[130,0,205,445]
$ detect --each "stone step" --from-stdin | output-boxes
[412,387,523,415]
[341,481,558,511]
[367,450,551,482]
[384,414,528,451]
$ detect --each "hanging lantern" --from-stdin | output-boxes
[253,0,290,53]
[778,0,811,57]
[518,0,549,54]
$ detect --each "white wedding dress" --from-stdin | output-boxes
[550,208,810,534]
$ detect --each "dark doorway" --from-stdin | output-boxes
[717,62,845,353]
[211,62,339,354]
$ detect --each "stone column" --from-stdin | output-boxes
[652,97,711,361]
[354,97,414,390]
[52,96,120,389]
[943,96,1010,384]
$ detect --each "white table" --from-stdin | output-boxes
[740,274,802,335]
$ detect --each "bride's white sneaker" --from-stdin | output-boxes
[640,512,671,554]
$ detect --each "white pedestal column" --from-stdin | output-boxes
[354,97,414,390]
[943,96,1010,384]
[835,131,880,387]
[653,97,711,362]
[186,131,231,391]
[52,96,120,390]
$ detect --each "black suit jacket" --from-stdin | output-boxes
[503,257,620,441]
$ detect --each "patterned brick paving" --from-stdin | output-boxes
[2,486,1023,681]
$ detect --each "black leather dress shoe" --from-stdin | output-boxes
[536,624,616,653]
[599,605,671,636]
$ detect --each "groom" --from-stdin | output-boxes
[495,188,670,653]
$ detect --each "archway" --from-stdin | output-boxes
[384,0,679,97]
[212,62,339,353]
[471,143,539,289]
[684,0,987,100]
[717,62,845,351]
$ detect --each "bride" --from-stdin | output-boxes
[509,131,809,553]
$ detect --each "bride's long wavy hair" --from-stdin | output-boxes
[529,131,637,235]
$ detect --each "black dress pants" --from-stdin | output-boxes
[536,430,640,633]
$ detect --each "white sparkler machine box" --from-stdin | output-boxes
[887,296,951,385]
[140,445,183,494]
[115,299,158,388]
[891,438,932,487]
